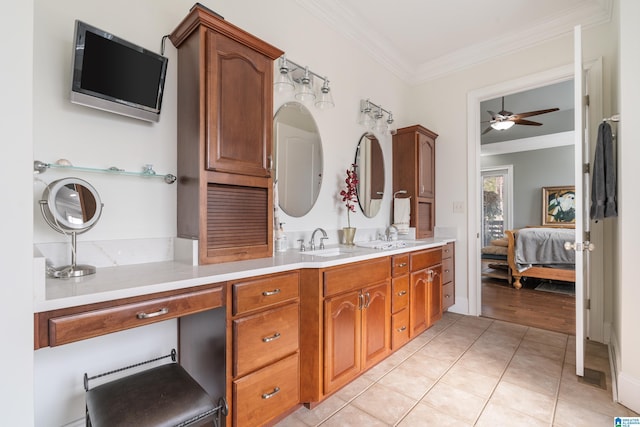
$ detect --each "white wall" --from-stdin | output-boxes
[616,0,640,412]
[1,1,35,425]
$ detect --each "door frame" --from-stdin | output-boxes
[466,61,604,339]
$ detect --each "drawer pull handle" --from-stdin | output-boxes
[136,307,169,319]
[397,262,407,268]
[397,290,407,296]
[397,325,407,332]
[262,332,281,343]
[262,289,281,296]
[262,386,280,400]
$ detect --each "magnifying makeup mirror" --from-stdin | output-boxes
[39,177,103,278]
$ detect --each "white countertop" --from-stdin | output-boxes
[35,237,454,312]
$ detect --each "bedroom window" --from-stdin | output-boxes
[481,166,513,246]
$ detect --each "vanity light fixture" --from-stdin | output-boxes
[359,99,396,135]
[274,55,334,109]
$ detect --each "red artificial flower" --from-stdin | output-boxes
[340,164,359,228]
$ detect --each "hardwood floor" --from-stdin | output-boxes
[481,277,575,335]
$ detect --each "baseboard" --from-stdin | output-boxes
[446,296,469,315]
[617,372,640,414]
[61,418,84,427]
[609,332,619,402]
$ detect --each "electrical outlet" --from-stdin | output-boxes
[453,201,465,213]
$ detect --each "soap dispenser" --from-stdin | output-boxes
[276,222,288,252]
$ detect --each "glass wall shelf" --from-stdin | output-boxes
[33,160,176,184]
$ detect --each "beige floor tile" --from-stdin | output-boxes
[362,351,408,381]
[377,361,436,400]
[281,395,347,427]
[439,364,500,398]
[553,399,618,427]
[421,381,487,423]
[502,362,560,397]
[456,347,511,378]
[486,319,529,338]
[467,339,518,363]
[273,410,310,427]
[558,374,623,417]
[334,375,374,402]
[351,383,417,425]
[417,338,468,363]
[476,401,550,427]
[320,404,388,427]
[398,401,473,427]
[491,380,556,423]
[510,352,564,379]
[454,314,494,330]
[400,351,454,380]
[518,338,567,362]
[524,327,569,349]
[475,329,524,350]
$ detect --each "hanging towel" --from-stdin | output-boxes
[393,197,411,234]
[590,122,617,220]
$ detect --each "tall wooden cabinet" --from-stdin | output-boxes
[170,5,283,264]
[393,125,439,238]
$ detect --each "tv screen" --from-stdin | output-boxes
[70,20,168,122]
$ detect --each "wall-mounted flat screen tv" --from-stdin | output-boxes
[70,20,168,123]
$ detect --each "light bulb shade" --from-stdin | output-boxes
[294,67,315,102]
[274,71,295,93]
[315,79,334,109]
[491,120,515,130]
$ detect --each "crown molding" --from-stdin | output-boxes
[296,0,613,84]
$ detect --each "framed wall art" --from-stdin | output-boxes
[542,185,576,227]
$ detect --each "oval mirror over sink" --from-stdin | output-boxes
[273,102,323,217]
[355,133,385,218]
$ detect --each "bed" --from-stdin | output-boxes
[504,227,576,289]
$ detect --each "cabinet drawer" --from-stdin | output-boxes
[233,303,299,377]
[49,286,223,346]
[324,258,390,297]
[443,282,455,311]
[442,242,454,259]
[391,309,410,350]
[233,271,299,315]
[391,254,409,277]
[442,257,454,284]
[391,275,409,313]
[233,352,300,427]
[410,248,442,271]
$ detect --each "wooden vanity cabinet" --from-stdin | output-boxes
[300,257,391,404]
[169,5,283,264]
[228,271,300,427]
[409,248,443,337]
[393,125,438,238]
[391,254,410,349]
[442,242,456,311]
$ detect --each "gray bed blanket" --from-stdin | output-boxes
[515,228,575,269]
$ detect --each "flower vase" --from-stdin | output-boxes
[343,227,356,246]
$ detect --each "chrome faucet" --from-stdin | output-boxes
[386,224,399,241]
[310,228,328,251]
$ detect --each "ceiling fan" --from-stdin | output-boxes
[482,97,559,135]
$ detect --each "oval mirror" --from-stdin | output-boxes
[40,177,103,277]
[355,133,385,218]
[274,102,323,217]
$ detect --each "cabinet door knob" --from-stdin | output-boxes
[364,292,371,308]
[397,262,407,268]
[262,289,281,296]
[397,290,407,296]
[262,386,280,400]
[262,332,281,343]
[397,325,407,332]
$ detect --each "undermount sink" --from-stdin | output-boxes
[301,247,352,257]
[355,240,409,250]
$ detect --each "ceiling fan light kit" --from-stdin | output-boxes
[482,96,559,134]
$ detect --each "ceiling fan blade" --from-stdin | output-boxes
[513,118,543,126]
[482,126,493,135]
[511,107,559,120]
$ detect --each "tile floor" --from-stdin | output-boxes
[276,312,637,426]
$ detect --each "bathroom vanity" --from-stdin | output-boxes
[34,238,454,426]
